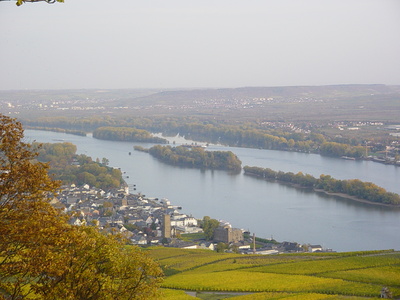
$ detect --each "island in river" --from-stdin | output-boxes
[135,145,242,172]
[243,166,400,207]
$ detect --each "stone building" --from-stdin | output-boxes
[213,225,243,243]
[162,214,171,238]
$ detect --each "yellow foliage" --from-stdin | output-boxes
[159,288,196,300]
[0,115,163,299]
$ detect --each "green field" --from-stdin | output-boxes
[147,247,400,299]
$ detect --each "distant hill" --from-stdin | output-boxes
[107,84,400,122]
[115,84,400,107]
[2,84,399,122]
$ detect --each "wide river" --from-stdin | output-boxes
[25,130,400,252]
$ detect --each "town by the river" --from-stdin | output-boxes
[25,130,400,252]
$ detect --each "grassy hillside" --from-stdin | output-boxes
[146,247,400,299]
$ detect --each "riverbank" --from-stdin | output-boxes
[284,181,400,208]
[313,189,400,208]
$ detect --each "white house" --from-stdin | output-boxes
[309,244,323,252]
[183,217,198,227]
[171,219,184,227]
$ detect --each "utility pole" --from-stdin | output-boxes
[252,233,256,254]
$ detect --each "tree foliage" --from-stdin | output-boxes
[146,145,242,171]
[26,116,375,159]
[36,142,123,190]
[216,242,228,253]
[201,216,220,241]
[244,165,400,205]
[320,142,365,158]
[0,115,163,299]
[32,226,163,300]
[93,127,168,144]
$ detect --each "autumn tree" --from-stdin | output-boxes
[201,216,220,241]
[33,227,163,300]
[0,115,63,298]
[216,242,228,253]
[0,115,163,299]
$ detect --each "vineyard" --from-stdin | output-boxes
[147,247,400,299]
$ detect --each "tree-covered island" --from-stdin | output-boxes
[135,145,242,171]
[93,126,168,144]
[244,166,400,206]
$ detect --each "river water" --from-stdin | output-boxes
[25,130,400,252]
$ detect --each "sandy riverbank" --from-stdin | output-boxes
[313,189,400,208]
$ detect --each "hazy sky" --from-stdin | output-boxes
[1,0,399,90]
